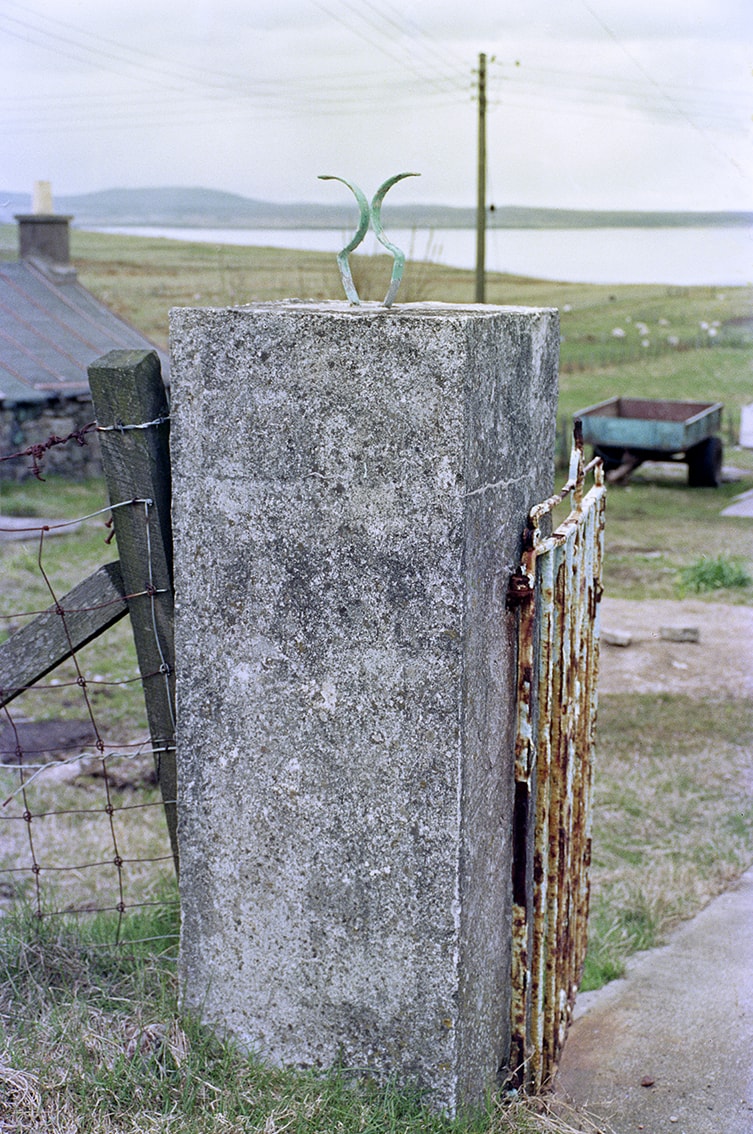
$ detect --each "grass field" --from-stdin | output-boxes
[600,469,753,600]
[0,904,594,1134]
[2,221,751,428]
[1,227,751,1131]
[68,227,753,438]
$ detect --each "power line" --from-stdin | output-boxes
[326,0,470,78]
[0,21,461,117]
[0,0,746,180]
[306,0,468,96]
[506,60,748,104]
[0,0,286,97]
[0,2,458,103]
[0,86,464,135]
[487,80,744,131]
[3,0,742,120]
[0,3,468,113]
[579,0,749,180]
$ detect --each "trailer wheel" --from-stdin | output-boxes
[593,446,623,475]
[687,436,723,487]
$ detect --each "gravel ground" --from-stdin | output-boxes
[598,596,753,698]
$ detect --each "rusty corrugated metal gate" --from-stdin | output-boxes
[507,429,606,1091]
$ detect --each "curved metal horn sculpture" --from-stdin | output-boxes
[318,172,420,307]
[371,172,420,307]
[317,175,370,305]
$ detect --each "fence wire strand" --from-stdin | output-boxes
[1,439,178,949]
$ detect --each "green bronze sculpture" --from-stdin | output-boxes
[318,172,420,307]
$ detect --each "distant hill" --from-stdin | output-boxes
[2,186,751,230]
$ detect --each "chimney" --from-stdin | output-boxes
[33,180,53,213]
[16,181,73,267]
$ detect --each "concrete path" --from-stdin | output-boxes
[555,867,753,1133]
[722,487,753,518]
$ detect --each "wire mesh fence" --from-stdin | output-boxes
[1,427,178,952]
[558,319,748,375]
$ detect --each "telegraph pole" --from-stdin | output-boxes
[475,51,487,303]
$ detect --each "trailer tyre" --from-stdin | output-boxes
[687,436,723,487]
[593,446,623,475]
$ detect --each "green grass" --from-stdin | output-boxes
[599,474,753,602]
[0,484,595,1131]
[0,907,588,1134]
[0,475,145,734]
[677,553,752,594]
[3,224,751,422]
[66,226,753,438]
[4,230,752,615]
[582,695,753,990]
[0,760,173,919]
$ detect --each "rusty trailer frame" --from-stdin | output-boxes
[507,425,606,1091]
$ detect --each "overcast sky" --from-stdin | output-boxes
[0,0,751,211]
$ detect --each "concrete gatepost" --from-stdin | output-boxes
[170,300,559,1113]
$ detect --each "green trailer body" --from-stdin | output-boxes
[575,397,724,486]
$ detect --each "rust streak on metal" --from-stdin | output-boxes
[507,570,534,610]
[508,432,606,1093]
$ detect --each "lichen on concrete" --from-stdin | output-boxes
[170,300,559,1113]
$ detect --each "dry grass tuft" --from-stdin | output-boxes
[0,1063,43,1131]
[487,1093,612,1133]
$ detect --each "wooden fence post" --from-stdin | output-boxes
[87,349,178,874]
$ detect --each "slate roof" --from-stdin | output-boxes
[0,258,168,406]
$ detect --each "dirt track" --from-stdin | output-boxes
[598,596,753,697]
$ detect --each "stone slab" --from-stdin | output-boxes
[740,403,753,448]
[601,628,633,648]
[556,868,753,1133]
[659,625,700,643]
[722,487,753,518]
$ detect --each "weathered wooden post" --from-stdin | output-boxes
[171,301,559,1112]
[88,349,178,872]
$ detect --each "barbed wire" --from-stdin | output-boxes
[0,415,171,479]
[0,421,98,480]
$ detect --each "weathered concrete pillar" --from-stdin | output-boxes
[170,300,559,1113]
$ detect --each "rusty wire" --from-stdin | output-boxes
[0,448,178,948]
[0,421,99,479]
[0,415,171,480]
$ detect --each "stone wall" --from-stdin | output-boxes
[170,300,559,1113]
[0,398,102,480]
